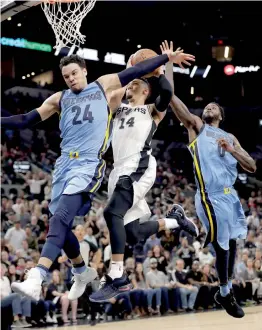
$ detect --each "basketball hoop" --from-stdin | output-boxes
[41,0,97,50]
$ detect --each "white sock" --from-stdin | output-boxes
[163,218,179,230]
[108,261,124,280]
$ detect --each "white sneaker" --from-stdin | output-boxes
[11,268,42,301]
[46,315,53,323]
[52,315,58,324]
[68,267,97,301]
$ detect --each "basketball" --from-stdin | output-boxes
[131,48,159,78]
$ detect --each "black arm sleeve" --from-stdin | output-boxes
[154,74,173,112]
[118,54,169,87]
[1,109,42,129]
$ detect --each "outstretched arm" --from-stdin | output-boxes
[98,45,195,102]
[162,41,202,133]
[217,135,257,173]
[108,54,132,112]
[149,66,173,124]
[1,92,61,129]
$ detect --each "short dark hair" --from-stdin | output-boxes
[59,54,86,70]
[210,102,225,122]
[138,78,151,100]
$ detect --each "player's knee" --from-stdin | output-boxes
[103,204,118,229]
[47,209,70,247]
[104,175,133,227]
[52,207,70,228]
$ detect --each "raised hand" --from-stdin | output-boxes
[160,40,195,69]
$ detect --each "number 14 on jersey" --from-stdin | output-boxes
[119,117,135,129]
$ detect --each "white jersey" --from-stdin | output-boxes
[112,102,157,168]
[109,102,158,225]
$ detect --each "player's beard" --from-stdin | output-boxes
[203,114,218,124]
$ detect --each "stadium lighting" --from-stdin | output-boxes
[203,65,211,78]
[137,44,141,49]
[224,46,229,59]
[17,23,22,27]
[27,74,30,77]
[31,72,35,76]
[22,76,26,79]
[7,17,11,21]
[190,87,194,95]
[67,45,75,56]
[190,66,198,78]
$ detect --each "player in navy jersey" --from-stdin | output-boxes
[1,49,192,302]
[162,40,256,318]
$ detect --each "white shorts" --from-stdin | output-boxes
[108,156,156,226]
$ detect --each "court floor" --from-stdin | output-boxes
[42,306,262,330]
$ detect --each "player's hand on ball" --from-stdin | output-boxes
[160,40,195,69]
[217,138,234,153]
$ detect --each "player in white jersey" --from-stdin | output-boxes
[90,51,198,303]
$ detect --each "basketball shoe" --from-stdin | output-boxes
[89,273,132,303]
[68,267,98,300]
[166,204,199,237]
[214,289,245,318]
[11,268,42,301]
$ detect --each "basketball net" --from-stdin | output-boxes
[41,0,96,51]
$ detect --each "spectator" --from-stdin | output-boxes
[245,231,257,253]
[41,200,50,216]
[152,245,169,275]
[45,270,78,325]
[28,215,41,237]
[75,225,101,268]
[1,250,10,267]
[176,237,195,269]
[12,198,23,215]
[160,229,176,252]
[7,264,20,283]
[2,211,17,233]
[243,258,260,298]
[254,259,262,301]
[144,235,161,255]
[4,219,26,250]
[84,226,98,247]
[25,226,38,250]
[0,263,32,327]
[198,246,215,267]
[146,257,178,315]
[247,211,260,230]
[145,258,162,315]
[24,172,47,201]
[173,259,198,311]
[19,205,31,228]
[44,180,52,201]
